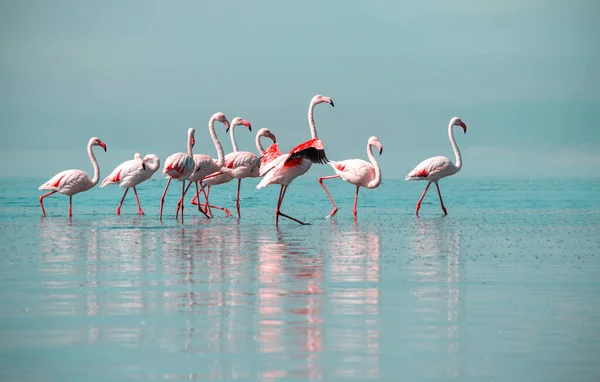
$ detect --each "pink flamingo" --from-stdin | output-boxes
[195,126,278,218]
[256,94,334,226]
[319,136,383,219]
[405,117,467,217]
[174,112,231,219]
[159,128,196,221]
[38,137,107,217]
[100,153,161,215]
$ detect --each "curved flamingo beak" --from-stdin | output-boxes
[224,120,231,133]
[242,120,252,131]
[99,141,107,152]
[191,136,195,147]
[460,122,467,133]
[142,163,146,170]
[269,133,277,143]
[329,98,335,107]
[378,145,383,155]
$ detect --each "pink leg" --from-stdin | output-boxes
[203,185,213,217]
[116,188,129,216]
[353,186,360,219]
[193,182,210,218]
[176,181,193,219]
[133,187,144,215]
[435,182,448,215]
[180,181,186,222]
[69,196,73,218]
[235,179,242,218]
[415,182,431,217]
[203,185,232,217]
[159,178,172,221]
[318,175,340,218]
[276,185,309,225]
[39,191,56,217]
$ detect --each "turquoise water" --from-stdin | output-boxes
[0,176,599,381]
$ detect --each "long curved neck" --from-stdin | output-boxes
[229,125,239,152]
[88,142,100,186]
[209,117,225,166]
[448,122,462,170]
[145,155,160,172]
[255,133,266,155]
[367,143,382,188]
[187,133,194,156]
[307,101,318,139]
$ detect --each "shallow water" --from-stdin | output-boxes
[0,176,599,381]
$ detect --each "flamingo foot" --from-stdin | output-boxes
[441,206,448,215]
[415,204,421,217]
[325,207,338,219]
[138,209,145,215]
[206,205,231,217]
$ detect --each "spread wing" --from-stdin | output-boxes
[285,138,328,165]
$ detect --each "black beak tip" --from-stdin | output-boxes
[330,101,335,107]
[249,127,252,132]
[225,128,230,133]
[379,148,383,155]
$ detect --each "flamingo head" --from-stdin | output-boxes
[91,137,107,152]
[188,127,196,147]
[230,117,252,132]
[368,136,383,155]
[312,94,334,107]
[452,117,467,134]
[264,128,277,143]
[212,112,230,132]
[134,153,146,170]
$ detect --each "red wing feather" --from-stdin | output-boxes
[285,138,328,165]
[259,143,282,167]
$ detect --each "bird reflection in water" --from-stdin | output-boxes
[257,229,324,381]
[326,220,381,380]
[409,218,462,378]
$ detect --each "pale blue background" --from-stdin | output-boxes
[1,0,599,178]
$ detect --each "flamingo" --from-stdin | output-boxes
[159,128,196,221]
[194,126,278,218]
[174,112,231,219]
[182,116,251,218]
[100,153,161,215]
[38,137,107,217]
[318,136,383,219]
[405,117,467,217]
[256,94,334,226]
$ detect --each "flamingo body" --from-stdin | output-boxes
[40,169,96,196]
[405,156,458,183]
[163,152,195,180]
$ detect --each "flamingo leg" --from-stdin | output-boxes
[193,181,210,219]
[435,182,448,215]
[415,182,432,217]
[176,181,194,219]
[353,186,360,218]
[203,185,232,217]
[203,185,213,218]
[133,187,144,215]
[39,191,56,217]
[318,175,340,218]
[159,178,172,221]
[116,188,129,216]
[235,179,242,218]
[69,196,73,218]
[276,185,309,226]
[180,181,186,222]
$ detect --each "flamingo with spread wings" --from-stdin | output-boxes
[256,94,333,226]
[100,153,160,215]
[405,117,467,217]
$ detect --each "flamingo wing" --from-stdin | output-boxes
[405,156,453,180]
[39,169,92,193]
[164,152,194,177]
[331,159,372,183]
[225,151,258,170]
[285,138,328,165]
[101,159,142,187]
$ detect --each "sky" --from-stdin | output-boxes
[1,0,599,179]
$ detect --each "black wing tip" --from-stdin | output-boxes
[287,147,329,165]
